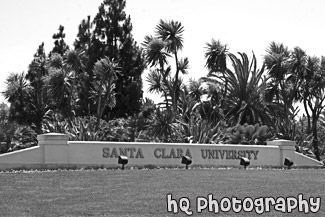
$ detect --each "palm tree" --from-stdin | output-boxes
[2,72,29,105]
[47,66,74,117]
[263,42,310,141]
[263,42,305,114]
[146,69,170,107]
[25,43,51,134]
[142,19,188,112]
[2,72,31,125]
[148,108,182,142]
[204,52,271,126]
[204,39,230,104]
[156,19,186,111]
[142,36,173,107]
[91,56,120,130]
[205,39,229,74]
[142,35,170,69]
[227,52,271,125]
[298,56,325,160]
[46,50,85,119]
[264,42,290,81]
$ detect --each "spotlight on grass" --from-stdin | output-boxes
[181,155,192,169]
[118,155,128,170]
[240,157,250,169]
[284,158,294,169]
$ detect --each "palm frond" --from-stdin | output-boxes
[142,36,170,67]
[204,39,229,73]
[178,57,190,74]
[156,19,184,53]
[146,70,164,94]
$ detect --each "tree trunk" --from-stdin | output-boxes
[312,126,320,161]
[312,113,320,161]
[96,80,104,130]
[172,52,180,113]
[303,98,311,133]
[159,59,173,109]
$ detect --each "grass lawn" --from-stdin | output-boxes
[0,168,324,217]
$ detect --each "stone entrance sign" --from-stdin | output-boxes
[0,133,322,170]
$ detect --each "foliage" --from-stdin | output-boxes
[205,39,229,74]
[0,121,37,154]
[46,53,75,118]
[180,115,225,144]
[0,103,9,122]
[264,42,325,160]
[51,25,69,56]
[203,51,271,126]
[2,72,31,125]
[264,42,304,121]
[0,103,37,153]
[146,108,183,143]
[91,56,119,129]
[193,80,224,123]
[75,0,145,119]
[8,125,37,152]
[5,43,51,134]
[270,105,300,141]
[43,115,133,142]
[220,124,272,145]
[132,98,157,142]
[142,19,188,112]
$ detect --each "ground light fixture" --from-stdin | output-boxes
[181,155,192,169]
[240,157,250,169]
[118,155,128,170]
[284,158,294,169]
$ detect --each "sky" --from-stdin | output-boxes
[1,0,325,104]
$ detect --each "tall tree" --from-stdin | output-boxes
[74,15,95,116]
[205,39,229,74]
[264,42,303,114]
[25,43,50,133]
[3,43,51,134]
[204,39,230,106]
[51,25,69,56]
[263,42,305,140]
[46,50,84,119]
[142,19,189,112]
[91,57,119,129]
[74,0,145,119]
[299,56,325,160]
[264,42,325,160]
[2,72,31,125]
[204,51,270,125]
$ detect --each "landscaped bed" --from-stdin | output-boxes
[0,168,324,216]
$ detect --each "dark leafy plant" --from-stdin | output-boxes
[0,123,37,153]
[220,124,272,145]
[180,115,225,144]
[203,51,271,126]
[147,108,183,143]
[9,125,37,151]
[43,115,133,142]
[142,19,188,112]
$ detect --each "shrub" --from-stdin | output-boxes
[0,122,37,153]
[43,115,133,142]
[219,124,272,145]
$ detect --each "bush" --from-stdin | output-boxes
[219,124,272,145]
[43,115,134,142]
[0,122,37,153]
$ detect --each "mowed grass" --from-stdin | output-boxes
[0,168,324,217]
